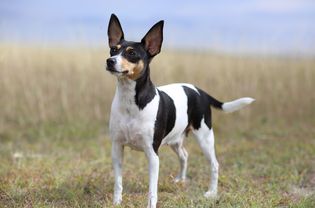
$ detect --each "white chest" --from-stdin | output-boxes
[109,80,160,150]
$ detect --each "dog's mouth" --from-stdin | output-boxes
[106,67,129,75]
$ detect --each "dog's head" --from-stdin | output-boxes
[106,14,164,80]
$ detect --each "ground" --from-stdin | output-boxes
[0,45,314,207]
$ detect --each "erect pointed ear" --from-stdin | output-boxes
[141,20,164,57]
[108,14,124,47]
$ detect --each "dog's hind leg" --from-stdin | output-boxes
[170,136,188,183]
[193,122,219,198]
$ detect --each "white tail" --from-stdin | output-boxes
[222,97,255,113]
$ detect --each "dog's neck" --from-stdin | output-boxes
[116,66,156,111]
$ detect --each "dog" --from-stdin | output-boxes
[106,14,254,208]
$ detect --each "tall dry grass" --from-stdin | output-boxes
[1,44,314,208]
[0,44,314,136]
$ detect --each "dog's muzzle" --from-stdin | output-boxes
[106,57,128,75]
[106,58,117,72]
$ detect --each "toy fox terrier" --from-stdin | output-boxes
[106,14,254,208]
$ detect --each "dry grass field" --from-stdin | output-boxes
[0,44,314,207]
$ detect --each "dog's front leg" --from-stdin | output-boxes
[112,141,124,205]
[144,147,160,208]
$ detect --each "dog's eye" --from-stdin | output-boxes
[111,47,119,53]
[128,49,136,56]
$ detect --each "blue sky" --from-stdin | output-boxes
[0,0,314,54]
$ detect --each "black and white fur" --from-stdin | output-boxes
[106,14,254,208]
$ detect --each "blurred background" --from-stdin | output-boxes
[1,0,315,54]
[0,1,314,207]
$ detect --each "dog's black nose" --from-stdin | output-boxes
[107,58,116,68]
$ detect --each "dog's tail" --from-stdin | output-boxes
[208,95,255,113]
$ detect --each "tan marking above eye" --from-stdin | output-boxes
[126,46,134,51]
[116,45,121,49]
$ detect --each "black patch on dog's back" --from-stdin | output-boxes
[153,90,176,154]
[183,86,212,130]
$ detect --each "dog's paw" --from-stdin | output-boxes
[113,198,122,206]
[174,176,186,183]
[204,190,217,199]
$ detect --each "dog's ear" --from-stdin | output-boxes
[141,20,164,57]
[108,14,124,47]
